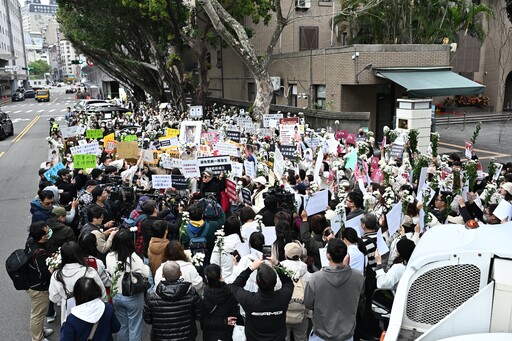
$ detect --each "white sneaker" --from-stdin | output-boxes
[46,312,57,323]
[43,328,53,337]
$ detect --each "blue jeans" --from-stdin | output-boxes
[113,292,145,341]
[143,257,155,293]
[309,330,353,341]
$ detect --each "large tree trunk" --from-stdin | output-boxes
[253,71,274,121]
[197,47,210,106]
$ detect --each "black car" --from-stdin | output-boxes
[24,90,35,98]
[0,111,14,140]
[11,91,25,101]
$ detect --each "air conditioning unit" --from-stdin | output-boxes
[270,77,281,91]
[296,0,311,10]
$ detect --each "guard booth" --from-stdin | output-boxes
[375,67,486,152]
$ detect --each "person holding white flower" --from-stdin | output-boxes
[49,241,107,325]
[210,216,243,278]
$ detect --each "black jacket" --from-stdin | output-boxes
[231,267,294,341]
[25,237,51,291]
[201,283,239,341]
[140,216,161,258]
[46,218,76,254]
[144,280,202,341]
[200,177,226,203]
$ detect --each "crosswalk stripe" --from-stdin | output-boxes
[49,109,55,112]
[14,110,21,113]
[26,110,32,113]
[37,110,44,113]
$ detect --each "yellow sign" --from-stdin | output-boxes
[166,128,180,138]
[103,133,115,148]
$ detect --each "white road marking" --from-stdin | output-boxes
[49,109,55,112]
[26,110,33,113]
[37,110,44,113]
[11,118,31,123]
[14,110,21,113]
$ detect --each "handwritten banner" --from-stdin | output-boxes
[86,129,103,139]
[152,175,172,189]
[226,179,238,202]
[44,163,65,182]
[74,154,97,169]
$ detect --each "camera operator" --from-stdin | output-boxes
[199,170,226,204]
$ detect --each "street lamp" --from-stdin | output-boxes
[356,63,373,84]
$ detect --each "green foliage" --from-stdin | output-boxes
[430,132,440,157]
[408,128,419,154]
[336,0,492,44]
[470,121,482,146]
[29,60,51,77]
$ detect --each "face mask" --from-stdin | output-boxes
[46,228,53,240]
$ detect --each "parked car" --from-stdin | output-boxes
[11,91,25,101]
[24,90,35,98]
[0,111,14,140]
[35,89,50,102]
[74,99,107,111]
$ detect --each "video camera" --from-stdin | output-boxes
[263,186,296,211]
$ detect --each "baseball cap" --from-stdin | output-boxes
[51,206,67,217]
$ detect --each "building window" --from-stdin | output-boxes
[299,26,319,51]
[314,85,326,109]
[248,83,256,102]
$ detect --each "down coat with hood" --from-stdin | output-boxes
[200,282,239,341]
[144,280,202,341]
[304,265,364,341]
[60,298,120,341]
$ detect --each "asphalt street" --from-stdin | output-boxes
[434,120,512,169]
[0,87,72,341]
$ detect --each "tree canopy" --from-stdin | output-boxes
[337,0,492,45]
[57,0,187,108]
[29,60,50,78]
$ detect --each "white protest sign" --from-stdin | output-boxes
[327,138,339,154]
[60,126,82,138]
[159,137,179,150]
[279,124,295,145]
[244,160,256,178]
[465,141,473,159]
[345,215,364,237]
[273,148,285,179]
[189,105,203,118]
[213,142,239,157]
[417,167,428,192]
[303,190,328,216]
[493,199,512,221]
[376,228,390,255]
[243,225,259,243]
[142,150,155,163]
[231,163,243,177]
[314,149,324,185]
[419,209,425,232]
[263,113,283,128]
[152,175,172,189]
[329,213,343,235]
[181,160,201,178]
[262,226,277,245]
[319,248,329,268]
[386,202,402,236]
[70,141,100,155]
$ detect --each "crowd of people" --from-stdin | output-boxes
[18,100,512,341]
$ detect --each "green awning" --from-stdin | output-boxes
[376,69,485,97]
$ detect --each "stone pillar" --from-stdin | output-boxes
[395,98,432,154]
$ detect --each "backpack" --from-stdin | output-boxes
[200,197,221,220]
[286,276,306,324]
[186,222,210,256]
[122,213,147,229]
[5,248,41,290]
